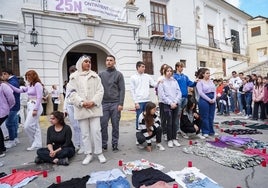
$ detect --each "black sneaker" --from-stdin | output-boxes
[57,157,69,166]
[112,144,119,152]
[102,146,108,151]
[34,156,44,164]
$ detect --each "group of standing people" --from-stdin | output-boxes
[130,61,218,152]
[216,71,268,120]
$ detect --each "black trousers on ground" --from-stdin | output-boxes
[37,147,75,163]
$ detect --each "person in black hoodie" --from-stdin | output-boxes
[180,98,205,139]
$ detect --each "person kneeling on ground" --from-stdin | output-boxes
[180,98,205,139]
[35,111,75,166]
[136,102,165,152]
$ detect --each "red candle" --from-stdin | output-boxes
[262,148,266,154]
[12,169,16,173]
[189,140,193,145]
[56,176,61,183]
[188,161,192,167]
[118,160,123,166]
[261,160,266,167]
[173,183,178,188]
[43,170,48,178]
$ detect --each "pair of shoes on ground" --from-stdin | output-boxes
[112,144,119,152]
[168,140,181,148]
[82,153,106,165]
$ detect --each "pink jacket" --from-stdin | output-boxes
[263,85,268,103]
[252,85,264,102]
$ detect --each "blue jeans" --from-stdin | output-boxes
[5,110,19,140]
[237,92,243,113]
[135,102,147,130]
[198,93,216,135]
[96,176,130,188]
[245,92,252,116]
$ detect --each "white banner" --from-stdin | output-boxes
[45,0,126,22]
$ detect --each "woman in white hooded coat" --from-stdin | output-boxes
[67,55,106,164]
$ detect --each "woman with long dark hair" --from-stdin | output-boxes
[35,111,75,165]
[136,102,165,152]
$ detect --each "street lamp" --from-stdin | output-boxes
[30,14,38,46]
[136,38,142,53]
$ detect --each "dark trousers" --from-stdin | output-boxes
[0,116,8,152]
[37,147,75,163]
[198,93,216,135]
[163,104,178,141]
[136,126,162,144]
[100,102,121,147]
[253,101,265,120]
[42,103,47,115]
[159,102,167,135]
[135,102,148,130]
[181,118,202,134]
[51,98,58,111]
[245,92,252,116]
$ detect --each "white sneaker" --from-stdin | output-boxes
[156,143,165,151]
[137,144,145,149]
[151,137,156,142]
[203,134,209,138]
[26,146,40,151]
[14,138,20,144]
[77,148,85,155]
[168,140,174,148]
[5,141,16,149]
[180,131,189,139]
[213,133,219,136]
[98,154,107,163]
[245,115,249,119]
[173,140,181,147]
[82,154,93,165]
[196,134,205,139]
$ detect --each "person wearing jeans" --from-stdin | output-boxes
[196,68,217,137]
[243,75,254,119]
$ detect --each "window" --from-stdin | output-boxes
[150,2,167,35]
[208,25,215,48]
[142,51,154,75]
[251,26,261,37]
[0,35,20,76]
[231,29,240,54]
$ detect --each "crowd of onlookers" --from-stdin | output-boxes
[1,59,267,168]
[215,71,268,121]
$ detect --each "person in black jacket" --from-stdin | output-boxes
[180,98,205,139]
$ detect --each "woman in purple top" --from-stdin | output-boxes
[0,81,15,157]
[158,66,182,148]
[196,68,217,138]
[243,75,254,118]
[9,70,43,151]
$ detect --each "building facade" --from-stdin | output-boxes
[0,0,252,108]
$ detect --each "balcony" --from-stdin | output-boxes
[209,39,220,49]
[148,23,182,51]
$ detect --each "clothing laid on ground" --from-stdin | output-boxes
[167,167,222,188]
[0,170,41,188]
[48,175,89,188]
[87,168,125,184]
[122,159,164,175]
[96,176,130,188]
[132,167,175,188]
[183,142,262,170]
[223,128,262,135]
